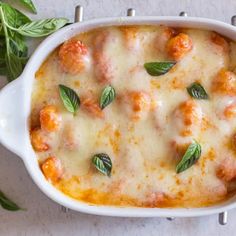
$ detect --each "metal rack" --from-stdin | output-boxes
[60,5,236,225]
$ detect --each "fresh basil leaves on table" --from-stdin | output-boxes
[0,190,22,211]
[19,0,37,14]
[0,1,69,81]
[0,1,68,211]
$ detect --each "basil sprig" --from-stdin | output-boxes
[59,84,80,114]
[100,85,116,109]
[187,82,209,99]
[16,18,69,37]
[0,190,22,211]
[176,141,201,173]
[0,2,68,81]
[19,0,37,14]
[144,61,176,76]
[92,153,112,176]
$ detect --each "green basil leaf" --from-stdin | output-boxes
[0,24,4,36]
[1,2,31,28]
[19,0,37,14]
[0,53,7,76]
[8,30,28,57]
[100,85,116,109]
[0,66,7,76]
[144,61,176,76]
[5,52,24,81]
[92,153,112,176]
[0,44,7,75]
[187,82,209,100]
[59,84,80,113]
[0,36,6,58]
[176,141,201,174]
[0,190,21,211]
[17,18,69,37]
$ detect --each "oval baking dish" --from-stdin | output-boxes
[1,16,236,217]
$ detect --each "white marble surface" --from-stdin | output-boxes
[1,0,236,235]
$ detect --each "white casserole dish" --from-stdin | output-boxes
[0,16,236,217]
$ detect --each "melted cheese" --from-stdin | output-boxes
[31,25,236,208]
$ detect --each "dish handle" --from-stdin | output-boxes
[0,77,27,158]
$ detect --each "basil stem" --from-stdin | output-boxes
[0,2,68,81]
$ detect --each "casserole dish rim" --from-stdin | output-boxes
[0,15,236,217]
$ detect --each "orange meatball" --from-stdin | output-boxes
[232,133,236,150]
[223,103,236,119]
[211,32,229,53]
[61,124,79,150]
[40,105,61,132]
[154,27,176,53]
[166,33,193,60]
[41,157,63,183]
[173,100,202,137]
[81,97,104,119]
[144,192,168,207]
[120,26,139,50]
[171,140,191,158]
[130,91,150,112]
[93,31,114,83]
[211,69,236,96]
[178,100,201,126]
[59,39,88,74]
[30,128,49,152]
[217,157,236,182]
[121,91,151,121]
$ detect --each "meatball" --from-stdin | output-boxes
[30,128,49,152]
[166,33,193,61]
[59,39,88,74]
[40,105,61,132]
[41,157,63,183]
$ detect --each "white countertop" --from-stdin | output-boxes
[1,0,236,235]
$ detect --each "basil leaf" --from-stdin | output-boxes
[0,25,4,36]
[92,153,112,176]
[187,82,209,100]
[5,52,24,80]
[17,18,69,37]
[0,36,6,58]
[0,55,7,76]
[0,3,29,81]
[0,35,7,75]
[0,2,68,81]
[59,84,80,113]
[144,61,176,76]
[8,30,28,57]
[1,2,31,28]
[0,190,21,211]
[0,48,7,76]
[0,66,7,76]
[19,0,37,14]
[176,141,201,173]
[100,85,116,109]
